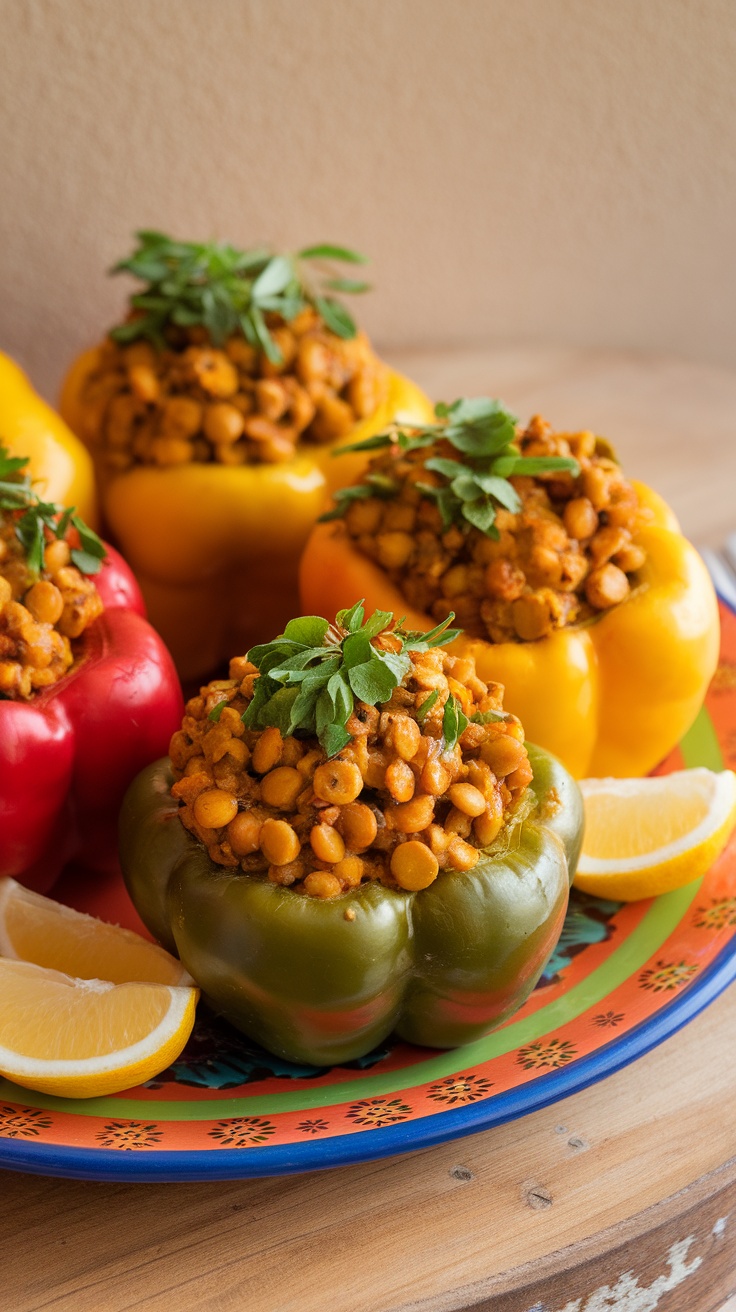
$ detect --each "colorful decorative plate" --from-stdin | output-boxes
[1,600,735,1184]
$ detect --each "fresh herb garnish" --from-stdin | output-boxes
[471,707,511,725]
[0,446,106,578]
[110,231,370,364]
[442,695,468,750]
[415,689,439,723]
[322,397,580,539]
[243,603,460,758]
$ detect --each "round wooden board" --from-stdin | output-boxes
[3,346,736,1312]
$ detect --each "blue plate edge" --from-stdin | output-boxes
[1,929,734,1183]
[2,584,732,1184]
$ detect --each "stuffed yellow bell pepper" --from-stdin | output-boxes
[60,233,432,681]
[300,398,719,779]
[0,350,97,527]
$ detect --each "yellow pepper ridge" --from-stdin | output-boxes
[60,348,433,680]
[299,478,719,779]
[0,351,97,528]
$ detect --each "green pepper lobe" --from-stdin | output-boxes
[119,744,582,1066]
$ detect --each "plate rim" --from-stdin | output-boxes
[1,930,734,1182]
[1,590,733,1183]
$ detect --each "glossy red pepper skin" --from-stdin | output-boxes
[0,546,184,892]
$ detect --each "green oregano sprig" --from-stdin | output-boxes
[415,689,439,723]
[442,695,468,750]
[471,707,511,725]
[241,603,460,758]
[322,397,580,539]
[0,446,106,578]
[110,231,370,365]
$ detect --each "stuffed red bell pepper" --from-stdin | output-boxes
[0,446,183,892]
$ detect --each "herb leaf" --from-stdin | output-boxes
[70,514,106,575]
[0,446,106,580]
[399,613,461,650]
[415,689,439,723]
[314,296,357,339]
[251,255,294,299]
[337,600,366,632]
[16,511,45,575]
[244,604,459,757]
[330,432,395,456]
[318,475,399,522]
[348,657,402,703]
[461,499,499,535]
[324,277,372,294]
[258,687,300,735]
[297,244,368,264]
[110,232,370,358]
[442,695,469,750]
[471,708,510,725]
[326,396,580,540]
[283,616,330,647]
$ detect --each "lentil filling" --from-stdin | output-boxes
[0,454,105,699]
[335,412,650,643]
[79,314,388,471]
[74,233,389,470]
[170,645,532,899]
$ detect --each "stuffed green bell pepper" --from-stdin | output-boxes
[120,603,583,1065]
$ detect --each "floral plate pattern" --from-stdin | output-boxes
[1,601,735,1182]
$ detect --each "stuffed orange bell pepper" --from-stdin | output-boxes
[300,398,719,779]
[0,350,97,527]
[60,233,433,681]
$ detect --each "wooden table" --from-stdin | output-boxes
[3,348,736,1312]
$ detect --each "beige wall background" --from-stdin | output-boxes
[1,0,735,399]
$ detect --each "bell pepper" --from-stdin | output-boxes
[58,234,434,681]
[0,350,97,527]
[302,481,719,781]
[1,544,184,894]
[62,364,432,682]
[120,745,582,1065]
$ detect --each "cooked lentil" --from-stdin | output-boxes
[338,415,651,643]
[77,311,388,470]
[170,645,532,898]
[0,516,103,699]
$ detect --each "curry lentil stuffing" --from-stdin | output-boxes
[340,416,650,643]
[0,519,103,699]
[170,647,532,898]
[78,311,388,470]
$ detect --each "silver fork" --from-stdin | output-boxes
[701,533,736,608]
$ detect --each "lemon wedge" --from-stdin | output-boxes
[0,958,197,1098]
[574,768,736,901]
[0,877,192,986]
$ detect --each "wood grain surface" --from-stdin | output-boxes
[3,348,735,1312]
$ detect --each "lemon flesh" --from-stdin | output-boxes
[0,958,197,1098]
[574,769,736,900]
[0,877,191,986]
